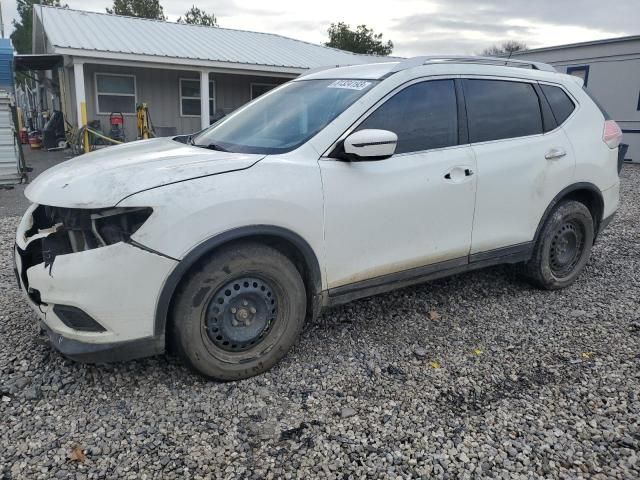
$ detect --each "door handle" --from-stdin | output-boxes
[444,167,474,181]
[545,148,567,160]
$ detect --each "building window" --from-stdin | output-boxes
[250,83,277,100]
[180,78,215,117]
[566,65,590,87]
[95,73,136,114]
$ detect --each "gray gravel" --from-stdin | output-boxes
[1,165,640,479]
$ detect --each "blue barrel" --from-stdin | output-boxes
[0,39,14,92]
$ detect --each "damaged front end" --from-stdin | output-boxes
[13,203,177,362]
[16,205,152,305]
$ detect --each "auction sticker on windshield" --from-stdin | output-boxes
[328,80,372,90]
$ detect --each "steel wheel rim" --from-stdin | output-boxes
[549,220,585,278]
[204,277,277,352]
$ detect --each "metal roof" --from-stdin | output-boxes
[34,5,387,72]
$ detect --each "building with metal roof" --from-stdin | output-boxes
[29,5,388,140]
[512,35,640,163]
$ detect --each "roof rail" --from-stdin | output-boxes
[387,55,557,75]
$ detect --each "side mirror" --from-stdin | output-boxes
[342,129,398,161]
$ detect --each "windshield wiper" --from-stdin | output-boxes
[189,139,228,152]
[203,143,228,152]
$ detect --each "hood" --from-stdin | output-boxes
[25,138,264,208]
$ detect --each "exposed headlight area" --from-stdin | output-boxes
[24,205,152,255]
[17,206,153,302]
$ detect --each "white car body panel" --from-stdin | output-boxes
[320,145,476,288]
[560,81,620,192]
[25,137,263,208]
[601,183,620,219]
[15,240,176,344]
[119,146,327,286]
[470,127,576,253]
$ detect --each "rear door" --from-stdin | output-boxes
[463,78,576,255]
[320,78,477,291]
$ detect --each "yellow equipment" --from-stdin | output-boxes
[136,103,154,140]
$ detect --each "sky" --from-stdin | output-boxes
[0,0,637,56]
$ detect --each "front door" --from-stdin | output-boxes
[320,79,477,291]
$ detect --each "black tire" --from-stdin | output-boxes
[170,242,306,380]
[522,200,595,290]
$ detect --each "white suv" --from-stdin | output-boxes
[15,56,623,380]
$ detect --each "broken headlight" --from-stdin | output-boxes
[25,206,153,255]
[91,207,153,247]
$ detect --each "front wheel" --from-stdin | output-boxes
[171,242,306,380]
[522,200,595,289]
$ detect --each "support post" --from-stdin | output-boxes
[73,62,89,153]
[200,70,210,130]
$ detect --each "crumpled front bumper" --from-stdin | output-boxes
[14,204,178,362]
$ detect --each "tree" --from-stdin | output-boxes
[106,0,166,20]
[325,22,393,56]
[481,41,528,57]
[177,5,217,26]
[11,0,67,54]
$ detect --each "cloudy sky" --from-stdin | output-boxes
[1,0,637,56]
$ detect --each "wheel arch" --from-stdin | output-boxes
[155,225,323,338]
[534,182,604,246]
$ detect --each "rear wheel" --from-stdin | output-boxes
[171,242,306,380]
[522,200,594,289]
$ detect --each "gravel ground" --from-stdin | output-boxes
[1,165,639,480]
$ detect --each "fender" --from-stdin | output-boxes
[532,182,604,246]
[153,225,323,337]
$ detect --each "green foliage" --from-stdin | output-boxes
[106,0,166,20]
[481,41,528,56]
[11,0,66,54]
[177,5,217,26]
[325,22,393,56]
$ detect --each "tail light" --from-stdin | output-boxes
[603,120,622,149]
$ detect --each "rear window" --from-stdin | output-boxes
[540,85,575,125]
[463,79,543,143]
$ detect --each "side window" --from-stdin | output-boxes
[540,84,576,125]
[357,79,458,154]
[464,79,543,143]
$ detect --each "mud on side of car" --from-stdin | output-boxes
[15,56,623,380]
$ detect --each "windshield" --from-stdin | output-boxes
[192,79,378,154]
